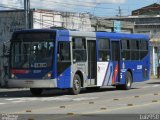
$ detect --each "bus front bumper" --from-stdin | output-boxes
[7,79,57,88]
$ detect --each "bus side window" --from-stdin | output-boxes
[98,38,110,62]
[139,40,148,60]
[121,39,130,60]
[72,37,87,62]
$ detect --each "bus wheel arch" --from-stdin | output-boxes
[75,71,84,87]
[69,71,83,95]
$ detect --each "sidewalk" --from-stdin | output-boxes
[0,88,29,92]
[150,75,158,79]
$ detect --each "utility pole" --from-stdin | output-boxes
[24,0,30,29]
[118,6,122,17]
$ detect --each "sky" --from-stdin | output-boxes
[0,0,160,16]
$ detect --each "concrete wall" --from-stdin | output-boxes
[0,10,26,55]
[0,11,25,42]
[0,10,26,86]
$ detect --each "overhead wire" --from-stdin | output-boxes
[0,0,132,17]
[0,4,23,10]
[32,0,133,17]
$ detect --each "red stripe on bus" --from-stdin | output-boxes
[112,64,118,84]
[11,69,29,74]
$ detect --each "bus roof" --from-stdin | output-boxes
[13,29,149,40]
[96,32,149,40]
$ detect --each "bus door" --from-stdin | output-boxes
[111,41,121,84]
[87,40,97,85]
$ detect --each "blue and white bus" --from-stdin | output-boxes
[9,29,150,95]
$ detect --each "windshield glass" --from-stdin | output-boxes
[11,41,54,68]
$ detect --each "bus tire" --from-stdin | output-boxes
[86,87,100,91]
[30,88,43,96]
[124,71,132,90]
[116,71,132,90]
[116,85,123,90]
[69,74,81,95]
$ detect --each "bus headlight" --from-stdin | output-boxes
[47,73,51,78]
[11,74,17,79]
[43,72,52,79]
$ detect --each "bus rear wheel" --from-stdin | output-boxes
[116,71,132,90]
[69,74,81,95]
[30,88,43,96]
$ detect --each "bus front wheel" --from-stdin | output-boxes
[30,88,43,96]
[69,74,81,95]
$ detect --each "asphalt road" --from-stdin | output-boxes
[0,79,160,120]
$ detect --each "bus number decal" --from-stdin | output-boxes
[33,70,42,74]
[137,65,142,70]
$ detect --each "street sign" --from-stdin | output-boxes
[114,21,121,32]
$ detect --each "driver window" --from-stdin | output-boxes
[57,42,70,62]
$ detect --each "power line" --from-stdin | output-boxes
[39,0,113,6]
[42,0,132,11]
[0,1,131,17]
[33,0,117,10]
[32,0,132,17]
[0,5,23,10]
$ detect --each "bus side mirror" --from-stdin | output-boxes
[57,53,60,61]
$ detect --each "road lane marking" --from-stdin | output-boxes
[11,101,26,103]
[152,85,160,87]
[0,103,6,105]
[142,85,160,89]
[5,96,98,103]
[142,86,150,89]
[73,97,98,101]
[6,98,23,101]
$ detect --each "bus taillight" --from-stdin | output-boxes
[11,69,29,74]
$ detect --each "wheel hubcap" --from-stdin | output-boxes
[127,78,131,87]
[74,79,80,90]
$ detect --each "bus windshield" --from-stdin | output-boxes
[11,33,55,69]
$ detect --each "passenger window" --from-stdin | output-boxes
[140,41,148,50]
[72,37,87,62]
[140,40,148,59]
[98,38,110,61]
[121,39,130,60]
[121,40,130,49]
